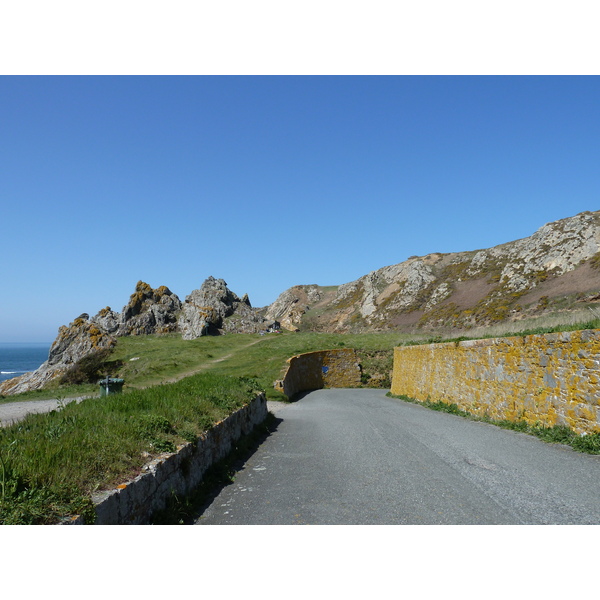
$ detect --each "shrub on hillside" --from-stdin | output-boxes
[60,348,121,385]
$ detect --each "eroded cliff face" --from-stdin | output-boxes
[268,210,600,333]
[264,285,325,332]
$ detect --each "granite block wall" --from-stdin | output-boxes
[391,329,600,434]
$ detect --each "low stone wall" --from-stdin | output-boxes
[274,348,361,398]
[391,329,600,434]
[64,393,268,525]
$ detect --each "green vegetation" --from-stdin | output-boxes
[388,393,600,454]
[60,348,122,385]
[406,308,600,347]
[0,330,413,523]
[4,309,600,524]
[0,372,258,524]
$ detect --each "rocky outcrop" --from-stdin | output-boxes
[0,315,118,395]
[179,276,269,339]
[118,282,182,336]
[267,210,600,333]
[264,285,324,331]
[0,282,180,396]
[1,278,272,395]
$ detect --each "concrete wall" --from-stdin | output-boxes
[391,329,600,435]
[274,348,362,399]
[63,393,268,524]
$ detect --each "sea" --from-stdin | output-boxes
[0,343,51,384]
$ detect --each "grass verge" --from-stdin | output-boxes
[387,393,600,454]
[0,372,259,524]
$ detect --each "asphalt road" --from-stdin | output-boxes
[196,388,600,525]
[0,396,88,427]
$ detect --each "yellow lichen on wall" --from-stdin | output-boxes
[391,329,600,434]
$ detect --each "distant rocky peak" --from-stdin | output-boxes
[185,276,240,309]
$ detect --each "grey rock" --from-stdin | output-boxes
[178,276,267,339]
[118,281,182,336]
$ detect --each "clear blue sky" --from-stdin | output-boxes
[1,75,599,342]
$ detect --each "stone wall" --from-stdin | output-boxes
[64,393,268,525]
[391,329,600,435]
[274,348,362,399]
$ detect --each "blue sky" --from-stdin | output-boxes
[1,75,599,342]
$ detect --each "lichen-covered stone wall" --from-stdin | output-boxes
[275,349,362,399]
[391,330,600,435]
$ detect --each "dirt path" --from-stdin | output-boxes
[161,336,267,384]
[0,396,89,428]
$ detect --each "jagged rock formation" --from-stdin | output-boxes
[269,210,600,333]
[0,278,270,395]
[179,276,269,339]
[118,282,182,336]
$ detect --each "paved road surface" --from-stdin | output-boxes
[0,396,88,427]
[197,388,600,525]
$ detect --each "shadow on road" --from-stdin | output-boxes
[151,411,284,524]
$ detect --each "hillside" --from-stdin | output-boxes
[266,210,600,333]
[3,209,600,397]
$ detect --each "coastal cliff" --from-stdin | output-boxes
[268,210,600,333]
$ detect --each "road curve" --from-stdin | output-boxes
[197,388,600,525]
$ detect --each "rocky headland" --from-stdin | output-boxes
[0,277,273,395]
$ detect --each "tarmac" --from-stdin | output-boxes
[0,396,89,427]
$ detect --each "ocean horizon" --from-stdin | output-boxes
[0,343,51,384]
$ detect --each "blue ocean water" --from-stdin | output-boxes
[0,343,51,384]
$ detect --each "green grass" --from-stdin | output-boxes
[4,314,600,523]
[387,393,600,455]
[0,330,414,523]
[3,331,417,404]
[419,308,600,344]
[0,372,259,524]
